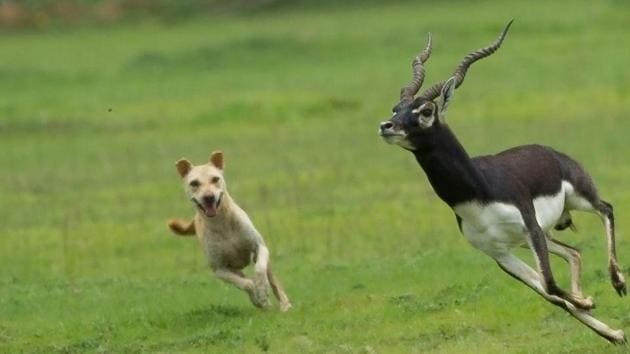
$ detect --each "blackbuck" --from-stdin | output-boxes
[378,20,626,343]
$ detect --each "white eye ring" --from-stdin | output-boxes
[412,106,433,116]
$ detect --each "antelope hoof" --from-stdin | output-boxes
[566,294,595,311]
[580,296,596,310]
[575,298,595,311]
[608,329,626,345]
[611,270,626,297]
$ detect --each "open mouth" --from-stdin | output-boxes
[379,132,404,137]
[192,193,223,217]
[379,126,406,138]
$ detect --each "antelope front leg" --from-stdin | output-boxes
[547,238,583,297]
[496,253,626,344]
[522,237,587,299]
[524,218,593,310]
[546,237,592,306]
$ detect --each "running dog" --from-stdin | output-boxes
[168,151,291,311]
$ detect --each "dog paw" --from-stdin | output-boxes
[253,275,270,307]
[247,290,265,308]
[279,301,292,312]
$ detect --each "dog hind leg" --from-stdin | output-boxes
[267,262,291,311]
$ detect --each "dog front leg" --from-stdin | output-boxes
[214,268,264,308]
[253,245,271,307]
[214,268,253,290]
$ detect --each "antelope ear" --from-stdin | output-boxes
[438,77,456,114]
[210,151,224,170]
[175,159,192,178]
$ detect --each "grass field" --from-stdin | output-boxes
[1,0,630,352]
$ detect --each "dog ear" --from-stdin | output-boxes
[175,159,192,178]
[210,151,224,170]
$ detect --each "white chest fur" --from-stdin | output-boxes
[196,205,264,270]
[454,181,572,257]
[455,201,527,256]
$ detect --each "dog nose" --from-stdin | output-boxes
[380,121,393,131]
[202,195,215,205]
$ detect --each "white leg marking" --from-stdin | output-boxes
[601,212,627,296]
[545,238,584,297]
[496,254,625,343]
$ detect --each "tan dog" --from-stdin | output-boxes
[168,151,291,311]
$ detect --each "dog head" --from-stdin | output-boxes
[175,151,226,218]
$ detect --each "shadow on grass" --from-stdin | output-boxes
[146,304,250,331]
[181,304,248,323]
[147,327,246,350]
[136,306,250,351]
[389,280,490,314]
[38,305,250,353]
[394,325,484,352]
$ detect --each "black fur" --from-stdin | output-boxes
[406,120,596,209]
[386,98,598,209]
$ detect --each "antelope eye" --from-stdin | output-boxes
[211,176,220,183]
[420,108,433,116]
[189,180,200,188]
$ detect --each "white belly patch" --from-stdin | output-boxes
[454,181,573,257]
[532,182,569,231]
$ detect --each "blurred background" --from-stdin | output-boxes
[1,0,629,352]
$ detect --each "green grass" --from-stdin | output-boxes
[2,0,630,352]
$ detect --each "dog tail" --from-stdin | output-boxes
[167,218,196,236]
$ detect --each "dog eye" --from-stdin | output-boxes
[211,176,220,183]
[189,180,200,188]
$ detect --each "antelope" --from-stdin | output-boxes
[378,20,626,343]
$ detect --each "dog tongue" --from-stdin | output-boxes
[204,205,217,217]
